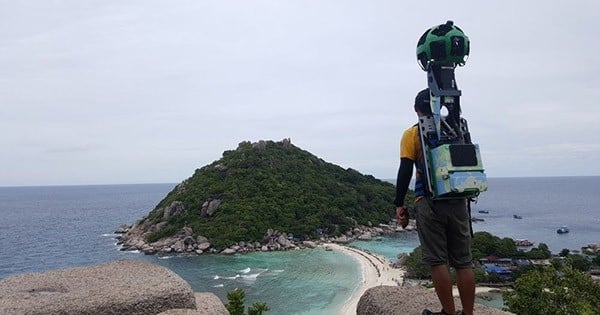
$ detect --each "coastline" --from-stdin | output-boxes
[326,243,505,315]
[324,243,405,315]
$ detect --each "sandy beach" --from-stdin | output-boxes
[327,242,504,314]
[325,243,406,315]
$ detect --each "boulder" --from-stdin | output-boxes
[115,224,129,234]
[163,201,186,220]
[197,241,211,251]
[159,293,229,315]
[358,232,372,240]
[0,260,196,315]
[277,234,291,248]
[302,241,317,248]
[333,235,349,244]
[201,199,222,217]
[357,286,513,315]
[221,248,237,255]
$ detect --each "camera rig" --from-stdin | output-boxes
[416,21,488,199]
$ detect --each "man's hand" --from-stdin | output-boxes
[396,206,409,229]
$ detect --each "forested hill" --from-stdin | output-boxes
[128,139,406,249]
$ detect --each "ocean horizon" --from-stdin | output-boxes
[1,176,599,314]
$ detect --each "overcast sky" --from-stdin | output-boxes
[1,1,599,186]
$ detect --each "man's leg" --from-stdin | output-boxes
[456,267,475,315]
[430,264,455,314]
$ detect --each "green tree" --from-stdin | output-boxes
[593,254,600,267]
[226,289,245,315]
[567,254,592,272]
[226,289,270,315]
[473,267,486,283]
[472,231,499,257]
[559,248,570,257]
[503,266,600,314]
[525,243,552,259]
[497,237,518,257]
[248,303,270,315]
[404,246,431,279]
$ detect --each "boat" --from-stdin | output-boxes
[513,214,522,219]
[478,210,489,214]
[557,226,569,234]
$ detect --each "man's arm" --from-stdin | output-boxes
[394,157,414,228]
[394,157,414,207]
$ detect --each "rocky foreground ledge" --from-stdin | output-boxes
[0,260,228,315]
[357,286,513,315]
[0,259,512,315]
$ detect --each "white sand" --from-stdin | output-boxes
[324,243,405,315]
[327,243,499,314]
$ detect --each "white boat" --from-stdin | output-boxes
[557,226,569,234]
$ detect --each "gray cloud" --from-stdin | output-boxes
[1,1,599,186]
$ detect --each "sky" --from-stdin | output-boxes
[1,1,599,186]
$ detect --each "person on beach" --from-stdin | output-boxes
[394,88,475,315]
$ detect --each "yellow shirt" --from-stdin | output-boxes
[400,125,426,199]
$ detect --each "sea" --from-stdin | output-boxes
[1,177,599,314]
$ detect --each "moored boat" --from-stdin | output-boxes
[557,226,569,234]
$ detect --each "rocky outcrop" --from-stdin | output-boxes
[159,293,229,315]
[200,199,222,217]
[164,201,186,220]
[0,260,228,315]
[582,243,600,254]
[115,217,417,256]
[357,286,513,315]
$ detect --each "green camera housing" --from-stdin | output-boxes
[428,144,488,198]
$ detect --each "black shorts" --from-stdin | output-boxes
[415,197,473,268]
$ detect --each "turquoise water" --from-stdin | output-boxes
[350,232,420,261]
[475,292,506,310]
[145,248,361,315]
[146,235,421,314]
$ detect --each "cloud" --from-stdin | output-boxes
[1,1,600,186]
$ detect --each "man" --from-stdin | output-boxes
[394,88,475,315]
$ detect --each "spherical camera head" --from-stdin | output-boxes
[416,20,470,71]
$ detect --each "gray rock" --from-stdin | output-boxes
[159,293,229,315]
[191,292,229,315]
[357,286,513,315]
[221,248,236,255]
[180,227,194,237]
[151,236,178,249]
[197,241,211,251]
[183,236,196,246]
[302,241,317,248]
[277,234,291,248]
[173,240,185,253]
[115,224,129,234]
[333,235,349,244]
[163,201,186,220]
[358,232,372,240]
[0,260,196,315]
[201,199,222,217]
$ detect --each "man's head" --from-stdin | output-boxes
[414,88,431,116]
